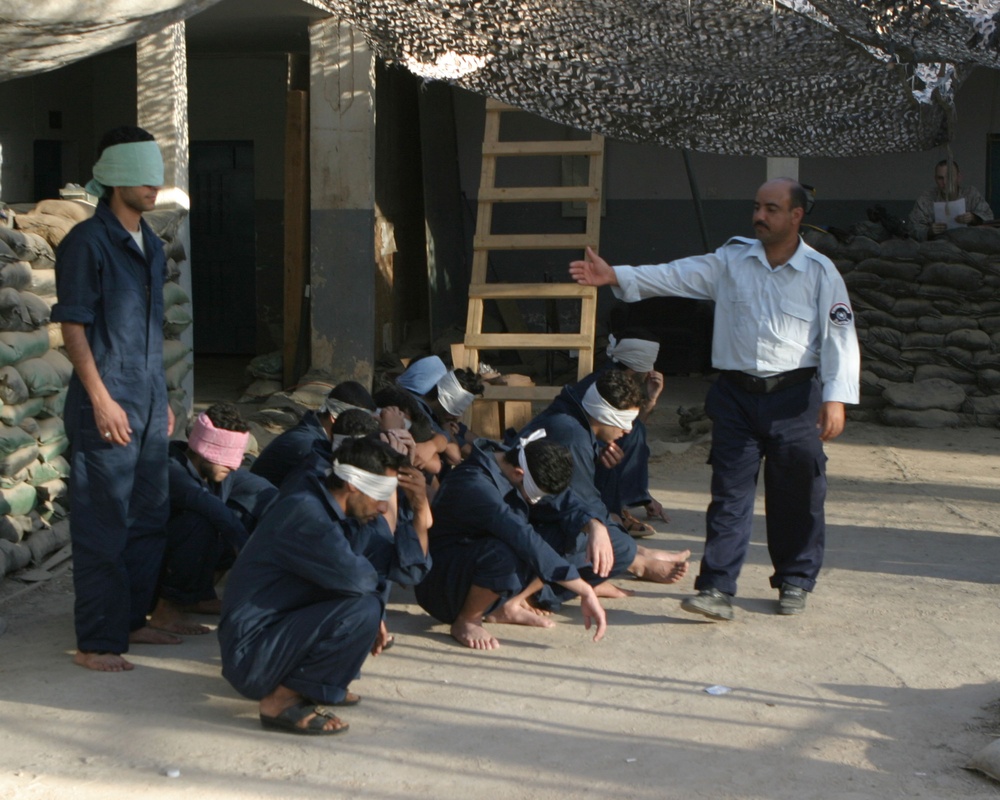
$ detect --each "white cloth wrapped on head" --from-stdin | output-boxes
[606,333,659,373]
[581,383,639,432]
[436,370,476,416]
[332,460,398,501]
[517,429,549,504]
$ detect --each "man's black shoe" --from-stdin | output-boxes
[681,588,734,621]
[777,583,807,615]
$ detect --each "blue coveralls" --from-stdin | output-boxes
[414,438,589,622]
[159,441,276,607]
[218,471,430,704]
[512,385,638,607]
[249,410,329,488]
[52,200,169,654]
[572,368,653,514]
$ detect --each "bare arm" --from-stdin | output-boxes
[61,322,132,445]
[583,518,614,578]
[555,577,607,642]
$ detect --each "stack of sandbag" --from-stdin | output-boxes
[144,208,192,428]
[803,227,1000,428]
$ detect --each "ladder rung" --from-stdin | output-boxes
[469,283,595,300]
[467,333,593,349]
[478,186,600,203]
[483,140,604,157]
[474,233,595,250]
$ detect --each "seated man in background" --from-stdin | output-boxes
[415,431,607,650]
[909,159,993,240]
[513,370,690,609]
[219,437,431,736]
[149,403,275,634]
[586,328,670,537]
[250,381,404,488]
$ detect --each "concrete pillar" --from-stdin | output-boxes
[308,18,377,385]
[767,157,799,181]
[137,22,194,419]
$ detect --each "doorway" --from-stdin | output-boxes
[189,140,256,355]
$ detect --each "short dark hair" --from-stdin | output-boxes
[97,126,155,159]
[503,439,573,494]
[787,180,808,212]
[204,402,248,433]
[373,385,423,420]
[331,408,379,437]
[408,412,437,444]
[935,159,960,171]
[328,381,376,412]
[325,436,405,490]
[427,367,484,402]
[596,369,644,411]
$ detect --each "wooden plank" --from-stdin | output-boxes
[483,385,562,401]
[502,400,535,433]
[478,186,600,203]
[469,282,594,300]
[471,399,502,440]
[467,332,592,349]
[483,140,605,156]
[473,233,595,250]
[283,90,309,388]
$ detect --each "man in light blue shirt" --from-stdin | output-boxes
[570,178,860,620]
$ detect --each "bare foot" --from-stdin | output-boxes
[181,598,222,615]
[128,625,183,645]
[594,582,636,598]
[630,557,690,584]
[642,547,692,564]
[486,600,556,628]
[148,599,211,635]
[450,618,500,650]
[73,651,134,672]
[524,599,553,617]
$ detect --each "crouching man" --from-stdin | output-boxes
[415,432,607,650]
[218,437,431,735]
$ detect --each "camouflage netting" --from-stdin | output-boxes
[4,1,1000,155]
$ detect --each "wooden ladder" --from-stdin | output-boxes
[461,99,604,435]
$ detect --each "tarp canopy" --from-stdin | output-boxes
[3,0,1000,156]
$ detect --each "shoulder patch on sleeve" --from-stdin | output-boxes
[829,302,853,327]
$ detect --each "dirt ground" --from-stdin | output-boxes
[1,375,999,800]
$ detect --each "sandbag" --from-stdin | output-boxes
[26,460,62,486]
[882,378,966,411]
[0,261,33,291]
[0,423,36,457]
[0,365,28,405]
[28,269,56,296]
[17,417,38,437]
[163,305,192,336]
[853,258,921,281]
[881,407,960,427]
[0,238,17,264]
[0,483,36,514]
[944,329,991,350]
[964,395,1000,416]
[0,445,38,483]
[13,212,74,248]
[0,287,32,332]
[903,331,945,348]
[0,538,31,572]
[34,479,67,503]
[0,514,27,544]
[859,310,918,331]
[166,258,182,281]
[21,232,55,268]
[913,364,976,384]
[843,271,883,290]
[866,341,902,362]
[854,289,895,312]
[34,198,93,223]
[867,326,905,348]
[39,389,66,419]
[893,298,938,317]
[878,238,920,261]
[143,209,185,241]
[39,349,72,385]
[978,369,1000,392]
[918,237,980,264]
[915,315,970,334]
[165,358,192,390]
[20,291,51,327]
[896,348,936,365]
[867,361,914,382]
[46,323,64,350]
[37,438,68,463]
[0,397,45,426]
[163,339,191,370]
[0,329,51,363]
[943,226,1000,254]
[15,357,63,397]
[973,351,1000,369]
[918,262,983,291]
[163,280,190,308]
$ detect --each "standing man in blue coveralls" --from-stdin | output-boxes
[53,126,176,671]
[570,178,860,620]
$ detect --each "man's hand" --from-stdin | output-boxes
[444,419,462,439]
[930,222,948,236]
[585,520,614,578]
[95,397,133,446]
[396,464,432,530]
[569,247,619,287]
[955,212,976,225]
[379,406,407,432]
[167,404,175,437]
[381,429,416,462]
[817,401,845,441]
[599,441,625,470]
[578,588,607,643]
[640,370,664,420]
[370,620,393,656]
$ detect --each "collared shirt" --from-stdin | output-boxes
[612,236,860,404]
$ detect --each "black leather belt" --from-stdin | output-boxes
[721,367,816,394]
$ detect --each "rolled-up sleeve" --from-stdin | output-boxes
[52,230,101,325]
